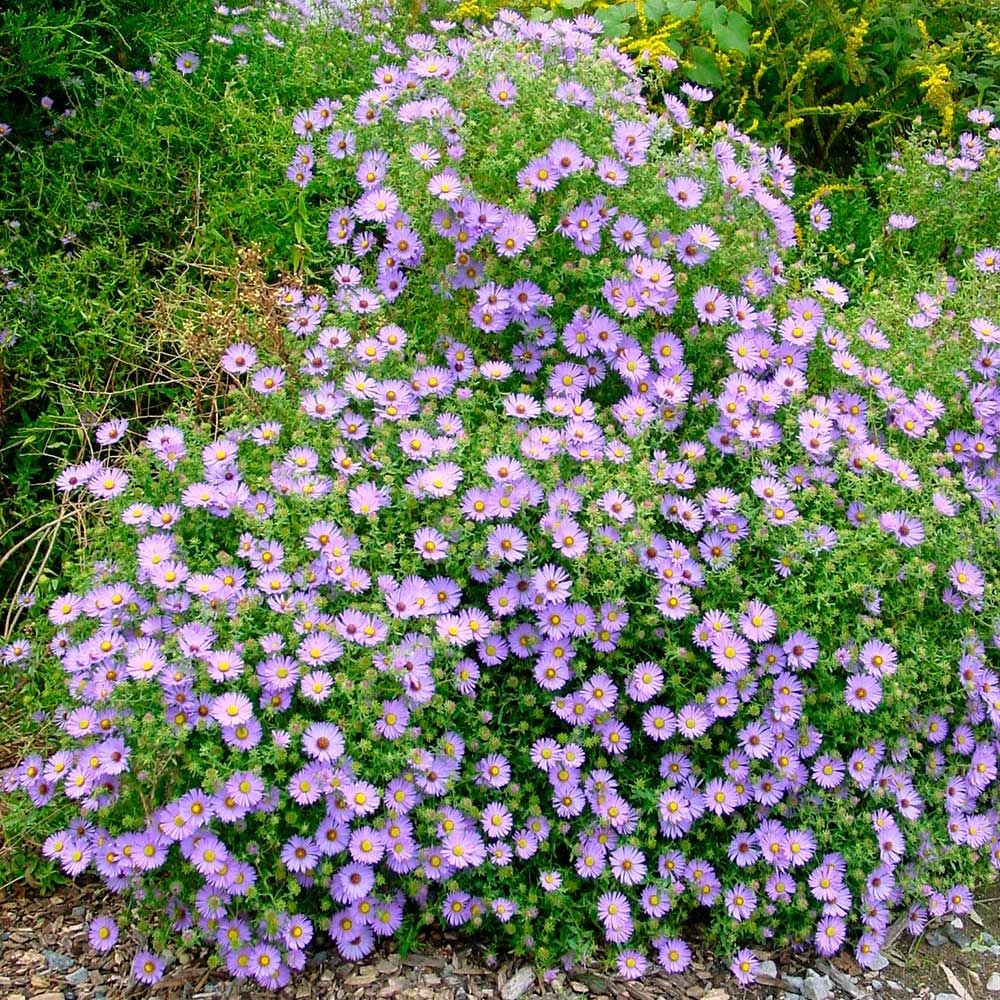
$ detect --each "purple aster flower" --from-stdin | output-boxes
[845,673,883,713]
[609,845,646,885]
[210,692,254,728]
[657,938,691,974]
[132,951,165,984]
[815,915,846,956]
[414,527,449,561]
[597,890,631,932]
[949,559,985,597]
[375,700,410,740]
[88,915,119,952]
[488,75,517,106]
[677,703,711,739]
[281,837,319,873]
[666,176,704,209]
[251,365,285,395]
[175,52,200,75]
[859,639,897,677]
[493,213,536,257]
[973,247,1000,273]
[730,948,760,985]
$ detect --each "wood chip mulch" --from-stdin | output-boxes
[0,880,727,1000]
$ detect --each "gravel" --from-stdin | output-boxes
[800,972,832,1000]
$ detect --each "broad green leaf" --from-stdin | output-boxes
[558,0,588,9]
[737,0,752,13]
[666,0,697,16]
[601,19,631,38]
[644,0,668,24]
[594,3,628,25]
[713,10,751,52]
[594,3,635,35]
[688,45,723,86]
[699,0,717,30]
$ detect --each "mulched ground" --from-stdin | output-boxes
[1,880,998,1000]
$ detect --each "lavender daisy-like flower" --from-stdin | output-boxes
[677,704,711,739]
[251,365,285,395]
[693,285,729,325]
[815,915,847,956]
[132,951,165,984]
[730,948,760,985]
[666,175,704,209]
[597,890,631,931]
[281,836,319,873]
[375,700,410,740]
[739,599,777,642]
[949,559,984,597]
[88,467,129,499]
[859,639,897,677]
[488,75,517,106]
[845,673,883,714]
[220,342,258,375]
[414,527,449,561]
[88,915,119,952]
[211,692,254,728]
[973,247,1000,273]
[175,52,200,75]
[657,937,691,974]
[476,753,511,789]
[609,844,646,885]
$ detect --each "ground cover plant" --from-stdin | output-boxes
[2,1,1000,994]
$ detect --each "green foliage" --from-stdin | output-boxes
[0,2,383,598]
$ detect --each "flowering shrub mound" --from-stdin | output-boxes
[4,10,1000,991]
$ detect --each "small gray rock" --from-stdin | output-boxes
[925,929,948,947]
[872,982,883,992]
[500,966,535,1000]
[759,960,779,979]
[987,972,1000,992]
[935,993,964,1000]
[945,920,971,948]
[867,954,890,972]
[782,975,804,994]
[824,963,864,998]
[66,969,89,987]
[802,973,832,1000]
[43,950,74,972]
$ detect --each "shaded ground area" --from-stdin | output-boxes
[1,882,999,1000]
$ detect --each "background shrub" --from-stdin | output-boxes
[0,0,390,601]
[448,0,1000,170]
